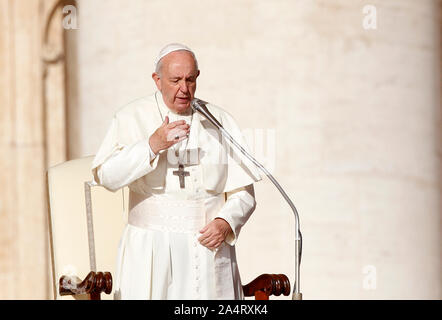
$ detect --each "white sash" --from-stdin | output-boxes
[128,194,223,232]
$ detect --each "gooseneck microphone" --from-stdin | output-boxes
[191,98,303,300]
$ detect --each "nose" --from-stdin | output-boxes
[179,80,189,94]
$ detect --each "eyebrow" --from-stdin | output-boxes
[169,75,196,80]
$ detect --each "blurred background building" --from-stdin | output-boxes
[0,0,440,299]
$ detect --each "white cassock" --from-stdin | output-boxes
[91,91,262,300]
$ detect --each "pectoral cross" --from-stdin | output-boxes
[173,164,190,189]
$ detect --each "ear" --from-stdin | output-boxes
[196,70,200,78]
[152,72,162,91]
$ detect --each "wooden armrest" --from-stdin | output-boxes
[242,274,290,300]
[59,271,112,300]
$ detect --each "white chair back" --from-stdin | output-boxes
[47,156,128,300]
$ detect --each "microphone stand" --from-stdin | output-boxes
[191,99,303,300]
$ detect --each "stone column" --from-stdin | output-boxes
[0,0,68,299]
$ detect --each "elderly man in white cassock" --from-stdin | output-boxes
[92,43,262,300]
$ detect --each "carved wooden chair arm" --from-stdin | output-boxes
[242,274,291,300]
[59,271,289,300]
[59,271,113,300]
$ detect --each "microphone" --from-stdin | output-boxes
[191,98,303,300]
[190,98,223,128]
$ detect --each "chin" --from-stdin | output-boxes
[175,103,190,113]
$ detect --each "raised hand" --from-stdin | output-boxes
[149,116,190,154]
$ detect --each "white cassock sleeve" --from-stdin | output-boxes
[92,116,160,192]
[216,184,256,246]
[96,140,158,192]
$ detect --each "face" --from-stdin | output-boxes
[152,50,200,114]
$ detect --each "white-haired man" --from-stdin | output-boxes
[92,43,261,299]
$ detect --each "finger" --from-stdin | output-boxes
[168,127,188,136]
[205,239,220,251]
[199,224,209,234]
[200,238,210,247]
[208,239,219,248]
[167,120,186,129]
[174,135,188,144]
[198,232,212,244]
[198,231,210,242]
[167,134,189,144]
[200,239,211,248]
[174,128,190,137]
[176,123,190,130]
[201,234,222,248]
[166,128,189,142]
[162,116,169,126]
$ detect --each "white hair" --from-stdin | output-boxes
[154,43,199,75]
